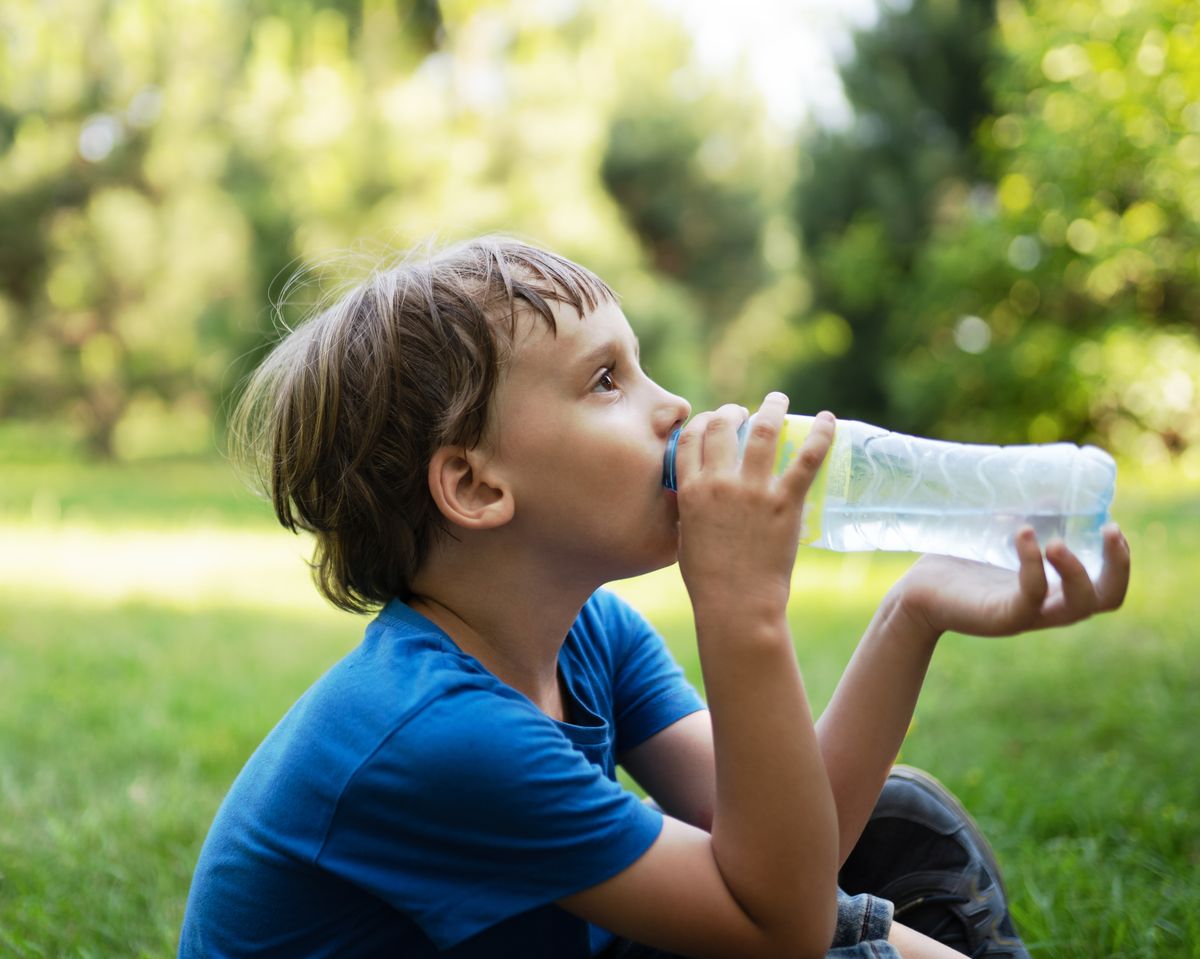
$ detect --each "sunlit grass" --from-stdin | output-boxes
[0,598,356,958]
[0,458,1196,957]
[0,459,273,529]
[0,523,324,612]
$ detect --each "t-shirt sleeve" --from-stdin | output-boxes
[597,591,707,756]
[314,681,663,950]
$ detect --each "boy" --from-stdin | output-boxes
[180,237,1129,958]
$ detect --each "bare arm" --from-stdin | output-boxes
[620,595,939,868]
[620,709,716,831]
[815,593,938,863]
[817,524,1131,862]
[559,397,840,958]
[622,524,1130,874]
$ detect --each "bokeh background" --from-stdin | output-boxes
[4,0,1200,457]
[1,0,1198,956]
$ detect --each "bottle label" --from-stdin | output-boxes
[774,415,830,545]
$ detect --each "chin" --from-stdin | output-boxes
[645,536,682,573]
[611,538,678,582]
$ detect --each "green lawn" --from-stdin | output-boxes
[0,459,1196,957]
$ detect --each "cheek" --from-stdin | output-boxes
[497,422,563,483]
[610,430,662,477]
[562,432,646,484]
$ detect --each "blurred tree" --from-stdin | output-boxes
[597,1,820,410]
[0,0,730,458]
[791,0,999,426]
[887,0,1200,468]
[794,0,1200,474]
[602,102,767,350]
[0,0,248,456]
[7,0,1197,469]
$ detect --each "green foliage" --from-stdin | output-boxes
[0,0,748,456]
[889,0,1200,459]
[796,0,1200,471]
[4,0,1200,468]
[602,99,769,344]
[792,0,1000,424]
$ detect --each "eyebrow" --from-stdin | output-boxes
[575,336,641,372]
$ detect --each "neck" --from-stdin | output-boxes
[409,538,601,718]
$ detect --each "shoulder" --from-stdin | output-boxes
[327,611,575,792]
[304,604,488,725]
[574,589,658,656]
[255,602,514,803]
[580,587,645,626]
[326,665,647,853]
[367,676,560,786]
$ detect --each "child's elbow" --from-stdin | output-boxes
[771,889,838,959]
[796,918,838,959]
[791,942,834,959]
[749,928,834,959]
[799,922,838,959]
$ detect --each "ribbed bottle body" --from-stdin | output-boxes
[663,415,1117,578]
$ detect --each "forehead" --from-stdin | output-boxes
[506,298,633,373]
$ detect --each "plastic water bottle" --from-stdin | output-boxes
[662,414,1117,580]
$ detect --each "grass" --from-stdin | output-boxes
[0,457,1197,957]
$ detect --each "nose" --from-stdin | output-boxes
[655,386,691,437]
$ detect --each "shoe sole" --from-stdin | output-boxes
[888,764,1011,903]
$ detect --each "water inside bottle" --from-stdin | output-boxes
[815,505,1106,580]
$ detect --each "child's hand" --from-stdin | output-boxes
[892,524,1130,639]
[673,393,835,626]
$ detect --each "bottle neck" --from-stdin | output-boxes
[663,429,682,491]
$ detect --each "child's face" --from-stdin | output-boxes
[485,297,691,583]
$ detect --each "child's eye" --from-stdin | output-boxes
[591,368,617,393]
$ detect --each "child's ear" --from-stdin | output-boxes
[427,446,514,530]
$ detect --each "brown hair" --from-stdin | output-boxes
[231,236,616,613]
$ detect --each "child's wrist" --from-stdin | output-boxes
[687,576,789,625]
[884,581,944,650]
[691,601,791,650]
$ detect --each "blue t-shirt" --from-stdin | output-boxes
[179,590,705,958]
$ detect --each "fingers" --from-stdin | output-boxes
[671,412,707,482]
[1044,534,1099,622]
[1012,524,1127,631]
[1014,526,1049,611]
[673,404,748,483]
[702,404,749,473]
[739,392,789,480]
[1096,523,1130,611]
[675,399,833,498]
[780,410,836,502]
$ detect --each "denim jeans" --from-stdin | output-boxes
[597,888,899,958]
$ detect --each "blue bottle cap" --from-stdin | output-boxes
[662,428,681,491]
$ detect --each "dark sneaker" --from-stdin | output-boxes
[838,765,1031,958]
